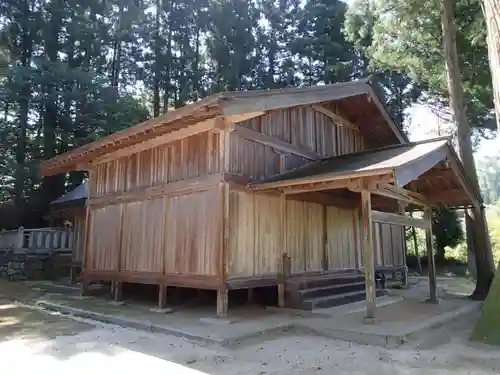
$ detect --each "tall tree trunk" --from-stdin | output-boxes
[111,4,124,89]
[15,14,32,204]
[42,0,65,203]
[440,0,495,299]
[482,0,500,129]
[193,22,201,98]
[162,0,174,113]
[152,4,161,116]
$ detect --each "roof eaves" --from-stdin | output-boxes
[250,167,394,191]
[365,84,408,145]
[220,80,371,117]
[444,144,484,206]
[40,94,225,174]
[252,137,453,188]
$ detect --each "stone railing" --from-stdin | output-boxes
[0,227,74,281]
[0,227,73,254]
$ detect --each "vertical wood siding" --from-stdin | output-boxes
[92,131,221,198]
[229,105,364,180]
[286,200,324,273]
[87,204,123,271]
[357,221,405,268]
[228,189,255,276]
[228,190,326,277]
[326,206,358,269]
[253,194,281,274]
[164,188,221,275]
[370,223,405,267]
[228,136,281,180]
[72,212,86,263]
[87,186,221,276]
[120,198,166,273]
[228,190,280,277]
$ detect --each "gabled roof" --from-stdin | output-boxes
[251,138,482,209]
[39,79,407,177]
[51,182,88,205]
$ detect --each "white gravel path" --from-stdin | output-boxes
[1,312,500,375]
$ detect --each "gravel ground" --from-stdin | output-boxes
[1,303,500,375]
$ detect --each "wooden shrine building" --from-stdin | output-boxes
[39,80,483,319]
[49,182,88,280]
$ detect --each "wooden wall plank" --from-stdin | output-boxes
[228,190,327,278]
[73,212,86,263]
[230,104,365,181]
[93,132,219,198]
[228,190,255,277]
[286,200,307,273]
[381,224,393,266]
[326,206,357,270]
[120,198,166,273]
[87,204,123,271]
[254,194,280,274]
[304,202,324,271]
[371,223,406,267]
[164,187,221,276]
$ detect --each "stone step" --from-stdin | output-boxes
[302,290,386,310]
[286,273,365,290]
[297,281,366,300]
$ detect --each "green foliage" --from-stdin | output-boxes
[472,203,500,344]
[0,0,150,203]
[1,0,382,208]
[486,203,500,264]
[344,0,423,126]
[432,208,464,263]
[0,0,494,234]
[405,210,466,264]
[477,151,500,205]
[346,0,496,131]
[472,260,500,345]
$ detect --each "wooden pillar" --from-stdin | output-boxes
[217,182,230,317]
[278,193,286,308]
[158,284,167,309]
[217,289,228,317]
[322,205,328,271]
[80,170,94,297]
[113,281,123,301]
[424,208,438,303]
[361,190,376,322]
[398,202,409,285]
[247,288,254,304]
[80,280,90,296]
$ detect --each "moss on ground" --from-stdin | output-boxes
[471,264,500,345]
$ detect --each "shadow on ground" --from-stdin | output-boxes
[1,277,500,375]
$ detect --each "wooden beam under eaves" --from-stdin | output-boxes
[92,116,222,165]
[225,111,265,124]
[372,210,429,229]
[311,105,359,131]
[281,179,352,195]
[424,188,469,205]
[232,124,320,160]
[370,183,430,208]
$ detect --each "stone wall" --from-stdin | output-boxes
[0,251,72,281]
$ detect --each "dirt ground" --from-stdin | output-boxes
[0,303,499,373]
[1,278,500,374]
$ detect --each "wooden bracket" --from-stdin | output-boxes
[372,210,429,229]
[371,183,431,208]
[312,105,359,131]
[232,123,320,161]
[348,174,393,193]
